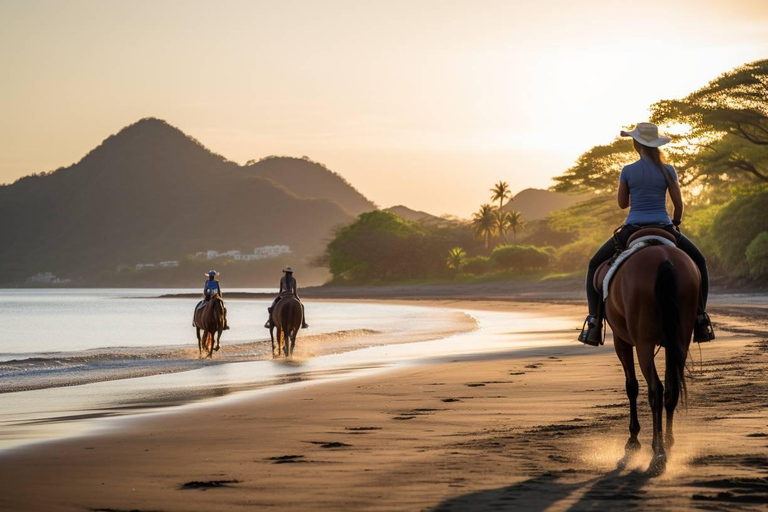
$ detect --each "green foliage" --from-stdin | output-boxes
[326,211,423,281]
[490,181,511,209]
[323,211,484,283]
[446,247,467,274]
[746,232,768,277]
[463,255,492,275]
[680,203,726,271]
[472,204,498,248]
[710,190,768,275]
[651,59,768,190]
[490,245,550,272]
[552,139,637,194]
[553,236,604,273]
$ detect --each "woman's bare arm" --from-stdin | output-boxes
[617,181,630,209]
[668,180,684,223]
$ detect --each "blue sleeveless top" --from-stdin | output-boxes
[619,156,678,225]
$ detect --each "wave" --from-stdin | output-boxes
[0,329,381,393]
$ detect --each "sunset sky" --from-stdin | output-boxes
[2,0,768,216]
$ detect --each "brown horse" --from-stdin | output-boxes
[270,293,303,357]
[193,296,226,358]
[604,242,699,475]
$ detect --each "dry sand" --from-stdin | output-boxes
[0,300,766,511]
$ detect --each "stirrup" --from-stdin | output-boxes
[578,316,602,346]
[694,312,715,342]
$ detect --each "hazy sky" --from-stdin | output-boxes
[2,0,768,216]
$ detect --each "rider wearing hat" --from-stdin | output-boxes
[578,123,714,346]
[265,266,309,329]
[198,270,229,330]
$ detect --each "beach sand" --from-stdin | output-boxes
[1,300,766,511]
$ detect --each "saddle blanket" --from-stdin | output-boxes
[603,235,676,299]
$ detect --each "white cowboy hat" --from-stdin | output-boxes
[620,122,670,148]
[283,266,294,273]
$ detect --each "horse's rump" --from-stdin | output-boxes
[194,296,225,331]
[606,245,699,346]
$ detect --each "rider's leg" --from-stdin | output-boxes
[580,236,618,345]
[265,297,280,328]
[675,232,714,341]
[300,302,308,329]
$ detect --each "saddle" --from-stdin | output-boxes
[594,228,677,298]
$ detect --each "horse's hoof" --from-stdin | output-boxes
[625,438,641,453]
[647,454,666,476]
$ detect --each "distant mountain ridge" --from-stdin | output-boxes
[246,156,376,216]
[503,188,590,221]
[383,205,440,223]
[0,118,375,285]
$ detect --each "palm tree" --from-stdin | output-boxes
[507,210,527,244]
[446,247,467,276]
[490,181,511,210]
[472,204,497,248]
[495,210,512,243]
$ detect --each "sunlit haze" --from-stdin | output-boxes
[3,0,768,216]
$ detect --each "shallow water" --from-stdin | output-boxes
[0,290,577,451]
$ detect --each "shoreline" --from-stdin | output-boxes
[1,298,766,510]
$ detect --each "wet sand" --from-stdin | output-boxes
[1,300,766,511]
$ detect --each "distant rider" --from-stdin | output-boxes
[265,266,309,329]
[196,270,229,330]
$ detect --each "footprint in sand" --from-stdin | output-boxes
[344,426,381,433]
[267,455,306,464]
[307,441,352,449]
[178,479,240,490]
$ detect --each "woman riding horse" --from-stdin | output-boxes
[579,122,714,346]
[197,270,229,330]
[264,267,308,329]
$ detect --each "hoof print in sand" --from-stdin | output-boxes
[466,383,485,387]
[179,479,240,490]
[268,455,306,464]
[344,426,381,434]
[442,398,462,403]
[309,441,352,449]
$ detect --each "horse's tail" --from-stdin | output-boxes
[655,260,687,406]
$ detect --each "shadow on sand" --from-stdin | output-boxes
[429,464,654,512]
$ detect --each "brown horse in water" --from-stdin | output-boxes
[193,296,227,358]
[604,241,699,475]
[270,293,303,357]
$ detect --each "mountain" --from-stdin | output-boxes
[383,205,441,224]
[502,188,590,221]
[0,118,364,285]
[245,156,376,216]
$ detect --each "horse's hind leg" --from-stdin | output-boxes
[638,343,665,474]
[196,328,202,355]
[615,336,640,455]
[664,364,680,451]
[290,329,297,356]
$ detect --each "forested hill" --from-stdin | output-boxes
[245,156,376,216]
[0,118,365,286]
